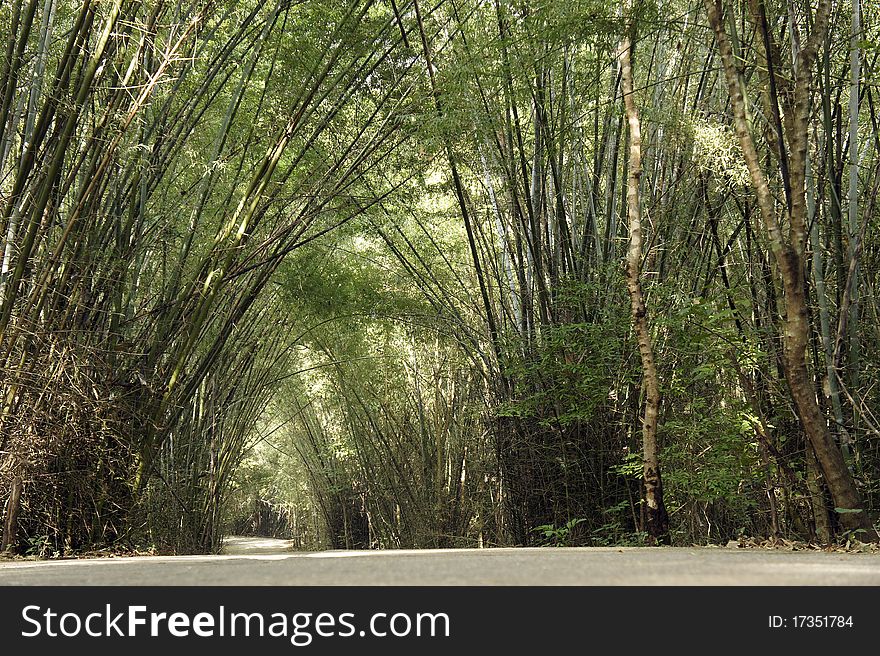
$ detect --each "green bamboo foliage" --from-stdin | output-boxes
[295,0,880,546]
[2,0,879,555]
[0,0,416,555]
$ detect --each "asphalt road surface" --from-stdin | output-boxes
[0,537,878,585]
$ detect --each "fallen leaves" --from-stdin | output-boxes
[717,536,880,553]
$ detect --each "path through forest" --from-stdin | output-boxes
[221,536,295,555]
[1,544,878,585]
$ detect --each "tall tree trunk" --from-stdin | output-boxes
[619,16,669,546]
[844,0,862,444]
[704,0,877,540]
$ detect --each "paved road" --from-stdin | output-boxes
[0,537,877,585]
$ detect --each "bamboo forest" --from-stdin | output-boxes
[1,0,879,558]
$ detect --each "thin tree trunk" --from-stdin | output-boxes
[1,476,22,552]
[619,15,669,546]
[844,0,862,441]
[809,154,849,459]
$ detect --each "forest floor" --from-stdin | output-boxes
[0,538,878,585]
